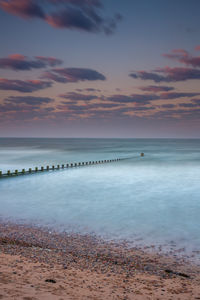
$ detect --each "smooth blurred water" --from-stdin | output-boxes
[0,138,200,259]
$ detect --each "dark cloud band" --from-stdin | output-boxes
[42,67,106,83]
[0,0,122,34]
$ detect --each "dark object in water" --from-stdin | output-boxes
[140,152,144,157]
[165,269,190,278]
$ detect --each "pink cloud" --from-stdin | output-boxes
[156,66,200,81]
[163,49,189,60]
[0,0,45,19]
[131,67,200,82]
[0,54,62,71]
[8,54,26,60]
[131,46,200,83]
[159,92,200,99]
[163,49,200,68]
[0,0,122,35]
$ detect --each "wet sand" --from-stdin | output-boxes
[0,222,200,299]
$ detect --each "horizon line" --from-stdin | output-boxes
[0,137,200,140]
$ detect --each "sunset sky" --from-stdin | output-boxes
[0,0,200,138]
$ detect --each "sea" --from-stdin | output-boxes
[0,138,200,261]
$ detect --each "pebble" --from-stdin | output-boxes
[0,221,198,281]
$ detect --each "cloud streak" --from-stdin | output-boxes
[159,92,200,99]
[0,78,52,92]
[163,48,200,68]
[130,67,200,82]
[106,93,160,104]
[58,91,200,108]
[42,67,106,83]
[59,92,97,101]
[0,54,62,71]
[0,96,54,122]
[139,85,174,93]
[4,96,54,106]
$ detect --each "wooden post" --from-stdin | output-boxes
[0,158,124,179]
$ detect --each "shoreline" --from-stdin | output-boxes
[1,222,200,299]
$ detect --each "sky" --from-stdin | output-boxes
[0,0,200,138]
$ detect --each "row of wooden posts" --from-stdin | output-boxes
[0,158,121,178]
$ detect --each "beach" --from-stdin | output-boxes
[0,222,200,299]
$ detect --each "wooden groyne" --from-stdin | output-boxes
[0,158,121,179]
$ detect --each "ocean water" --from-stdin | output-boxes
[0,138,200,260]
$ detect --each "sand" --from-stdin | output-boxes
[0,222,200,299]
